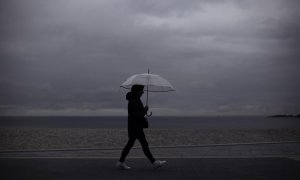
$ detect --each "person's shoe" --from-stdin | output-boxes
[116,161,131,170]
[153,160,167,169]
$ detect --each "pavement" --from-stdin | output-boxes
[1,142,300,180]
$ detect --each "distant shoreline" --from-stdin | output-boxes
[268,114,300,118]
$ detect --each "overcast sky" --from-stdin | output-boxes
[1,0,300,116]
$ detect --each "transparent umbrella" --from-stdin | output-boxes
[120,69,175,116]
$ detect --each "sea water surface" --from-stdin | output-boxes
[0,116,300,129]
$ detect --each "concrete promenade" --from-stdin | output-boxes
[1,142,300,179]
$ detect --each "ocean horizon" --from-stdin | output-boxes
[0,116,299,129]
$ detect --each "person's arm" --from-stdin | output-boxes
[131,100,148,119]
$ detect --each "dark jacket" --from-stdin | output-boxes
[126,92,147,136]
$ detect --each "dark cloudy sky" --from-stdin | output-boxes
[1,0,300,116]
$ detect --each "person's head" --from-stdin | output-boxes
[131,85,144,97]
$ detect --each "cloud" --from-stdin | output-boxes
[1,0,300,116]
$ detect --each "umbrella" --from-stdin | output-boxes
[120,69,175,116]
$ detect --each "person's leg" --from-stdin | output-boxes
[137,132,155,163]
[119,137,136,162]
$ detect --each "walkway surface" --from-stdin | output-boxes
[1,142,300,179]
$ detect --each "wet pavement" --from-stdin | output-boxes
[1,142,300,180]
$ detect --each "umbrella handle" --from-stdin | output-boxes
[146,111,152,117]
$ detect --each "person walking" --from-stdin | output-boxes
[116,85,166,170]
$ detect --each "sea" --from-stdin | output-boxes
[0,116,300,129]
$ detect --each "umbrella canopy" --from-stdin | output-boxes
[120,73,175,92]
[120,71,175,117]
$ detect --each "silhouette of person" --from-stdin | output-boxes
[116,85,166,169]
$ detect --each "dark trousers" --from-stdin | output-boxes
[119,131,155,163]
